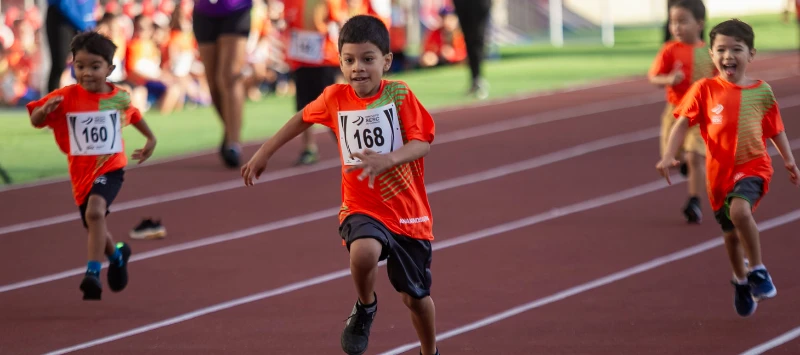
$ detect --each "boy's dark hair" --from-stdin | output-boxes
[338,15,390,55]
[70,31,117,66]
[669,0,706,23]
[709,18,754,49]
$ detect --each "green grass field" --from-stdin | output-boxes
[1,14,797,186]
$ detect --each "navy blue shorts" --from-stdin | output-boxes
[78,169,125,229]
[714,177,765,232]
[339,213,433,299]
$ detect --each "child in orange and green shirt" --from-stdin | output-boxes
[657,19,800,318]
[27,32,158,301]
[649,0,716,224]
[241,15,440,355]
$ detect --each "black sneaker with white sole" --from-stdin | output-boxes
[683,197,702,224]
[130,218,166,240]
[341,293,377,355]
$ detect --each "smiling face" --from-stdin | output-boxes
[73,49,114,93]
[339,41,392,98]
[710,34,755,85]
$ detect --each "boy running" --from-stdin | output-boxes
[649,0,716,224]
[27,32,158,301]
[241,15,440,355]
[657,19,800,317]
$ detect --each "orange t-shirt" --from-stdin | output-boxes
[282,0,341,70]
[26,84,143,206]
[674,77,784,211]
[649,40,717,105]
[302,80,436,240]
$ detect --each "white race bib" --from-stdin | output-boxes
[338,103,403,165]
[66,110,124,156]
[287,30,325,64]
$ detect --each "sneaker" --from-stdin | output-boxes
[129,218,166,240]
[683,197,702,224]
[341,294,377,355]
[107,242,132,292]
[679,162,688,177]
[80,273,102,300]
[295,149,319,166]
[748,269,777,300]
[220,145,241,169]
[731,280,757,317]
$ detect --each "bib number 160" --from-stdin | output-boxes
[352,127,385,149]
[82,126,108,143]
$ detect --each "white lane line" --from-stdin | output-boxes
[0,127,662,293]
[739,326,800,355]
[0,91,668,235]
[379,209,800,355]
[39,138,800,354]
[41,176,683,355]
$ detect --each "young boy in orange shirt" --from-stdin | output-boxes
[657,19,800,317]
[27,32,158,301]
[649,0,716,224]
[241,15,439,355]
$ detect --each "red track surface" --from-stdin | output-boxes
[1,54,800,355]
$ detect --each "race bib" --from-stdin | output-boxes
[338,103,403,165]
[66,110,124,156]
[287,30,325,64]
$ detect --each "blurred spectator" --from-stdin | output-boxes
[419,6,466,68]
[44,0,97,93]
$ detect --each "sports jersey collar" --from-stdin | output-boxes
[347,80,387,102]
[76,82,120,98]
[714,76,763,90]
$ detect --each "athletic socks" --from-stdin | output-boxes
[86,260,102,276]
[108,248,123,267]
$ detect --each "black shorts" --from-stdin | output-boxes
[292,66,340,111]
[339,213,433,299]
[714,176,764,232]
[78,169,125,229]
[192,7,251,44]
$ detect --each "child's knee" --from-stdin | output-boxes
[349,238,383,270]
[83,195,107,224]
[401,292,431,312]
[723,230,739,244]
[728,198,753,226]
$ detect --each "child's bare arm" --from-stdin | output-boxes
[770,131,800,186]
[655,116,690,184]
[649,62,684,87]
[29,96,64,127]
[241,111,313,186]
[131,119,157,164]
[385,139,430,166]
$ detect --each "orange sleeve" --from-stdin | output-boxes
[398,83,435,144]
[673,79,706,127]
[648,44,673,78]
[302,86,335,129]
[25,88,67,128]
[126,105,143,125]
[762,99,784,139]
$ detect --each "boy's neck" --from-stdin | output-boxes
[81,82,113,94]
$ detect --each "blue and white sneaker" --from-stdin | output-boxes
[748,269,777,301]
[731,280,757,317]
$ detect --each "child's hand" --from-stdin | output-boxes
[655,157,680,185]
[786,160,800,186]
[346,149,394,189]
[132,138,156,164]
[41,96,64,114]
[670,62,684,85]
[241,149,270,186]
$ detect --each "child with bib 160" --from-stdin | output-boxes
[27,31,157,301]
[241,14,440,355]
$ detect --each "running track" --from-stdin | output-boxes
[1,53,800,355]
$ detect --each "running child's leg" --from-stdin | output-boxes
[682,126,706,223]
[386,235,438,355]
[726,177,776,301]
[716,209,756,317]
[339,214,388,355]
